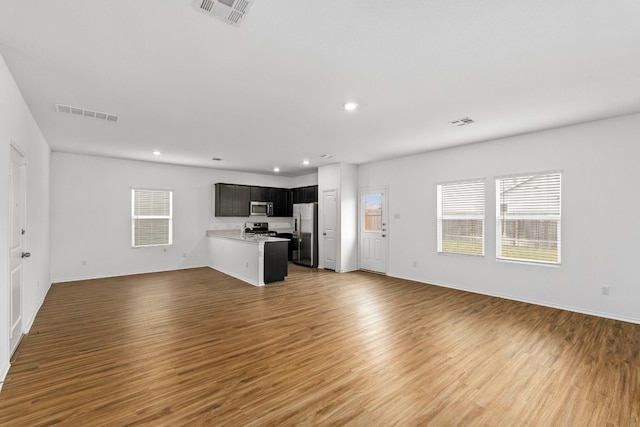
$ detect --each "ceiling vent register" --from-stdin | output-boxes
[449,117,475,127]
[196,0,254,26]
[55,104,119,122]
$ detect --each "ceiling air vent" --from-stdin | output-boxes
[55,104,119,123]
[195,0,254,26]
[449,117,475,127]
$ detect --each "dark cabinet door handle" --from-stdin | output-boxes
[21,252,31,258]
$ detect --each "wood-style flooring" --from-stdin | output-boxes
[1,265,639,426]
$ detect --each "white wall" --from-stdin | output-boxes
[0,54,51,385]
[358,113,640,324]
[50,153,315,282]
[290,173,318,188]
[318,163,358,272]
[318,164,341,270]
[339,164,358,272]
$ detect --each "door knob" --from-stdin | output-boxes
[323,232,327,236]
[381,234,386,238]
[21,252,31,258]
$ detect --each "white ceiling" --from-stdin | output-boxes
[1,0,639,177]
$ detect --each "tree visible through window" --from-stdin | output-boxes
[132,188,173,247]
[496,172,561,264]
[437,180,485,256]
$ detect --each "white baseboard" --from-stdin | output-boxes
[24,282,50,333]
[208,265,261,287]
[51,265,208,284]
[0,361,9,393]
[389,273,640,325]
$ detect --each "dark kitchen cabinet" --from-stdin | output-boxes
[215,184,250,217]
[292,185,318,204]
[304,186,318,203]
[275,232,294,261]
[249,186,290,216]
[264,241,289,283]
[216,183,314,217]
[250,186,270,202]
[270,188,290,217]
[233,186,250,216]
[215,184,234,217]
[292,187,302,204]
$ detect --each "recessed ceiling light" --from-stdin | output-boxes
[343,102,358,112]
[302,160,310,165]
[153,150,162,156]
[273,167,280,173]
[320,154,334,159]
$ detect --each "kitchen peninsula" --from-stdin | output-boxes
[207,230,289,286]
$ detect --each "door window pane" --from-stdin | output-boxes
[364,194,382,232]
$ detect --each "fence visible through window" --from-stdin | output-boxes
[496,172,561,264]
[364,194,382,232]
[437,180,485,256]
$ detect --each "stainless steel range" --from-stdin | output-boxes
[244,222,276,237]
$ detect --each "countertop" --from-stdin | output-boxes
[207,230,290,243]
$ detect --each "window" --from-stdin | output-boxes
[132,188,173,247]
[496,172,561,264]
[364,194,383,232]
[437,180,485,256]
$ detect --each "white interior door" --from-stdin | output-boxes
[322,189,337,271]
[360,188,387,273]
[9,145,26,355]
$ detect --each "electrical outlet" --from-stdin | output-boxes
[245,261,249,268]
[182,253,187,258]
[413,261,417,267]
[81,260,87,266]
[601,286,610,296]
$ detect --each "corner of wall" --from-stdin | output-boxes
[0,361,9,392]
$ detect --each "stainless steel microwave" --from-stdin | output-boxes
[250,201,273,216]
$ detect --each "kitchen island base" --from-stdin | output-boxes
[207,231,289,286]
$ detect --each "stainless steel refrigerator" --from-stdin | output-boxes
[292,202,318,267]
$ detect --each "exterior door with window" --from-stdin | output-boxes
[360,188,387,273]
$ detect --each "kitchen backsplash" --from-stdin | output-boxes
[207,216,294,231]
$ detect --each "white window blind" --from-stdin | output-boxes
[437,180,485,256]
[131,188,173,247]
[496,172,561,264]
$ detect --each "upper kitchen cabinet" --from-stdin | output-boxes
[250,186,270,202]
[292,185,318,204]
[251,186,290,216]
[215,184,250,217]
[304,186,318,203]
[215,184,314,217]
[270,187,291,217]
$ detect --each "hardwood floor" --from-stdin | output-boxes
[1,265,639,426]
